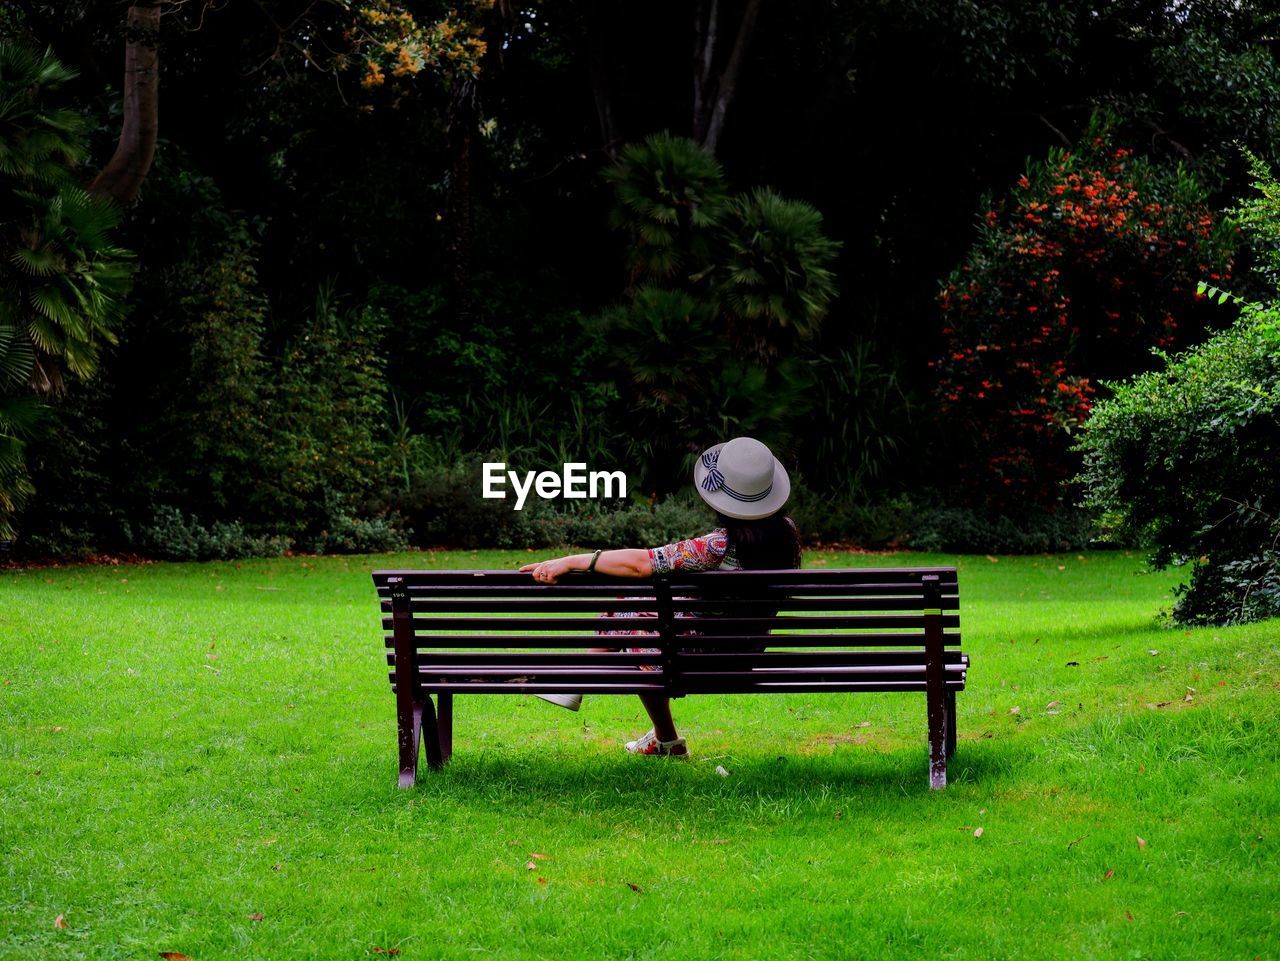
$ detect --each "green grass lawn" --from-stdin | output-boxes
[2,549,1277,960]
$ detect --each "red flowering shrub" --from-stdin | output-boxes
[933,124,1235,511]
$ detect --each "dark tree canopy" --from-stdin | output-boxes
[3,0,1280,559]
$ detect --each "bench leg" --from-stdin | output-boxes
[946,689,957,760]
[437,693,453,764]
[422,695,444,771]
[926,687,949,790]
[398,700,423,789]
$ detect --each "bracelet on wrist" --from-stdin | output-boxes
[586,549,603,573]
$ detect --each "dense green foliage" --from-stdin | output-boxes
[0,44,132,538]
[1078,301,1280,625]
[596,134,846,491]
[4,3,1280,555]
[1078,153,1280,625]
[935,119,1234,514]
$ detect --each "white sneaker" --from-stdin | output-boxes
[533,693,583,711]
[624,729,688,756]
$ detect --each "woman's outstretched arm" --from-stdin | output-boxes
[519,549,653,583]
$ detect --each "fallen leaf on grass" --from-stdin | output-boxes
[1148,650,1159,656]
[1057,565,1066,571]
[985,555,999,563]
[246,913,264,921]
[1125,910,1134,922]
[159,954,193,960]
[50,726,65,732]
[54,915,68,929]
[1007,706,1020,715]
[370,949,400,957]
[1103,869,1115,880]
[1136,836,1147,850]
[1092,655,1108,662]
[528,852,550,861]
[1066,834,1087,849]
[973,827,984,838]
[625,882,643,892]
[715,765,730,777]
[1045,700,1060,710]
[536,877,547,886]
[856,721,872,728]
[525,861,537,871]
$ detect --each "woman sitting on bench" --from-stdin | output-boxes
[519,436,801,756]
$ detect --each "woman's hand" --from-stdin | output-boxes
[519,556,575,584]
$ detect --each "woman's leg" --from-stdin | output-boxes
[638,693,681,744]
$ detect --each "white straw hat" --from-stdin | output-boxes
[693,436,791,520]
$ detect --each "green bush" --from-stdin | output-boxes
[933,116,1234,513]
[257,287,390,534]
[906,505,1100,554]
[595,134,840,493]
[785,483,917,549]
[0,44,134,538]
[1077,303,1280,624]
[138,507,291,562]
[303,510,412,555]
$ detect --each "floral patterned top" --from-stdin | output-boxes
[647,528,741,576]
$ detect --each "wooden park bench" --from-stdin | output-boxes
[372,566,968,790]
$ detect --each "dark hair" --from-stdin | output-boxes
[715,512,802,570]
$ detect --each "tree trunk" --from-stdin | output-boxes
[587,6,619,158]
[88,2,161,204]
[691,0,762,155]
[446,74,477,325]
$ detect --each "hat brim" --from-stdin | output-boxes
[693,442,791,520]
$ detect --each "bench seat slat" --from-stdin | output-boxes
[394,683,669,695]
[394,669,678,684]
[382,613,961,632]
[387,631,963,648]
[672,679,967,694]
[386,649,967,667]
[394,660,962,685]
[383,596,961,614]
[398,680,967,695]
